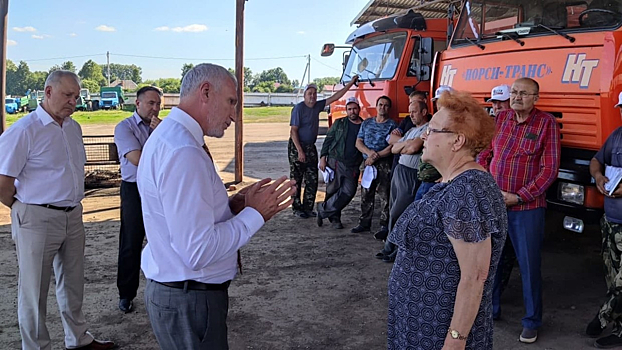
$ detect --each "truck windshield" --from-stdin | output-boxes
[5,98,14,104]
[452,0,622,45]
[101,92,116,98]
[342,32,407,82]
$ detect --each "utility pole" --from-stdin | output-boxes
[0,0,8,134]
[234,0,245,183]
[106,51,110,87]
[307,54,311,87]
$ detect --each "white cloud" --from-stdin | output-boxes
[69,33,77,37]
[7,39,17,46]
[95,25,116,32]
[171,24,208,33]
[154,26,170,31]
[13,26,36,32]
[297,31,305,35]
[32,34,44,39]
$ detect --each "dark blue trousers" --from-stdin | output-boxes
[492,207,545,330]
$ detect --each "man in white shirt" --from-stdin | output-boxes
[0,70,114,350]
[114,86,162,313]
[137,63,296,349]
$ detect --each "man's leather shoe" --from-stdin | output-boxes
[67,339,116,350]
[331,222,344,229]
[373,226,389,241]
[595,334,622,348]
[306,211,317,217]
[294,210,309,219]
[586,313,606,338]
[118,298,133,313]
[351,225,370,233]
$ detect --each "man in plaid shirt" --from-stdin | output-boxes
[478,77,560,344]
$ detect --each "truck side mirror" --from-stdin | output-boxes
[321,43,335,57]
[418,66,430,81]
[420,37,433,65]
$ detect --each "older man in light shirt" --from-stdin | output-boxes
[137,63,296,349]
[0,70,114,350]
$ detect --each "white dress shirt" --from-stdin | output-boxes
[137,107,265,284]
[0,105,86,206]
[114,112,150,182]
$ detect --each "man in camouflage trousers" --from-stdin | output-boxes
[289,77,358,218]
[586,91,622,348]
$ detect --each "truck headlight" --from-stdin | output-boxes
[559,182,584,205]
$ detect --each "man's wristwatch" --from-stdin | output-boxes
[448,327,468,341]
[516,194,524,205]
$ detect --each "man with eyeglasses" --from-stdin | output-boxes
[478,77,560,344]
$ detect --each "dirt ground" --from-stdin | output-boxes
[0,122,610,349]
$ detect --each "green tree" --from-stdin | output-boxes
[256,67,290,85]
[28,71,48,91]
[252,80,276,93]
[275,84,294,93]
[48,64,61,73]
[13,61,34,95]
[145,78,181,93]
[101,63,143,84]
[81,79,100,93]
[61,61,76,73]
[6,59,21,96]
[228,67,253,88]
[312,77,340,92]
[181,63,194,79]
[79,60,106,86]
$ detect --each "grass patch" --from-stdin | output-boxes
[5,106,306,126]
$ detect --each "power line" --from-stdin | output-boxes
[19,54,105,62]
[311,57,342,72]
[111,53,307,61]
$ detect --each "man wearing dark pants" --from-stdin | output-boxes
[478,77,560,344]
[289,77,358,218]
[138,64,296,349]
[317,96,363,229]
[351,96,397,236]
[375,101,428,262]
[114,86,162,313]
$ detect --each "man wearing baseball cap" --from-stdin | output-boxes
[586,91,622,348]
[289,76,359,219]
[487,84,511,116]
[317,96,363,229]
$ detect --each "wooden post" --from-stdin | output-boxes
[234,0,245,183]
[0,0,8,134]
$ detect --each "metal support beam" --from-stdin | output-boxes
[234,0,245,183]
[0,0,8,134]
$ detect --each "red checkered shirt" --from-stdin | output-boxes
[477,108,560,211]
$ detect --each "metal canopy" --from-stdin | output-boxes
[351,0,462,25]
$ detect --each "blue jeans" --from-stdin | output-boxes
[492,208,545,330]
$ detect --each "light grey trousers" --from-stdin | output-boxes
[145,279,230,350]
[11,201,93,350]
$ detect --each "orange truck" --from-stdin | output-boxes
[321,10,448,125]
[432,0,622,232]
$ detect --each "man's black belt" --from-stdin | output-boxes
[154,279,231,291]
[36,204,76,212]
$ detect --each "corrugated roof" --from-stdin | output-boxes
[352,0,463,25]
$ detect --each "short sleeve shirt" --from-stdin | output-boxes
[114,112,151,182]
[398,122,428,169]
[357,117,397,157]
[290,99,327,146]
[594,126,622,223]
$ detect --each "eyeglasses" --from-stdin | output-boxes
[510,91,538,98]
[425,127,456,136]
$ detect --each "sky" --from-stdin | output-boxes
[6,0,370,83]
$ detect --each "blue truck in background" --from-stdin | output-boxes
[98,86,125,110]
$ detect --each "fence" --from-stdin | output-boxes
[83,135,121,188]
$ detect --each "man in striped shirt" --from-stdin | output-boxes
[478,77,560,344]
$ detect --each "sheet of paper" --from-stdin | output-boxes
[605,166,622,196]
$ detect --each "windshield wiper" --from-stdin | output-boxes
[536,24,575,43]
[463,37,485,50]
[495,32,525,46]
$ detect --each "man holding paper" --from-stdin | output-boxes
[317,97,363,229]
[585,91,622,348]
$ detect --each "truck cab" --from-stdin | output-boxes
[5,97,18,114]
[323,11,448,125]
[433,0,622,232]
[76,88,91,111]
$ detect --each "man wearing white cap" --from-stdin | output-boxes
[487,84,511,116]
[316,96,363,229]
[289,76,359,218]
[586,91,622,348]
